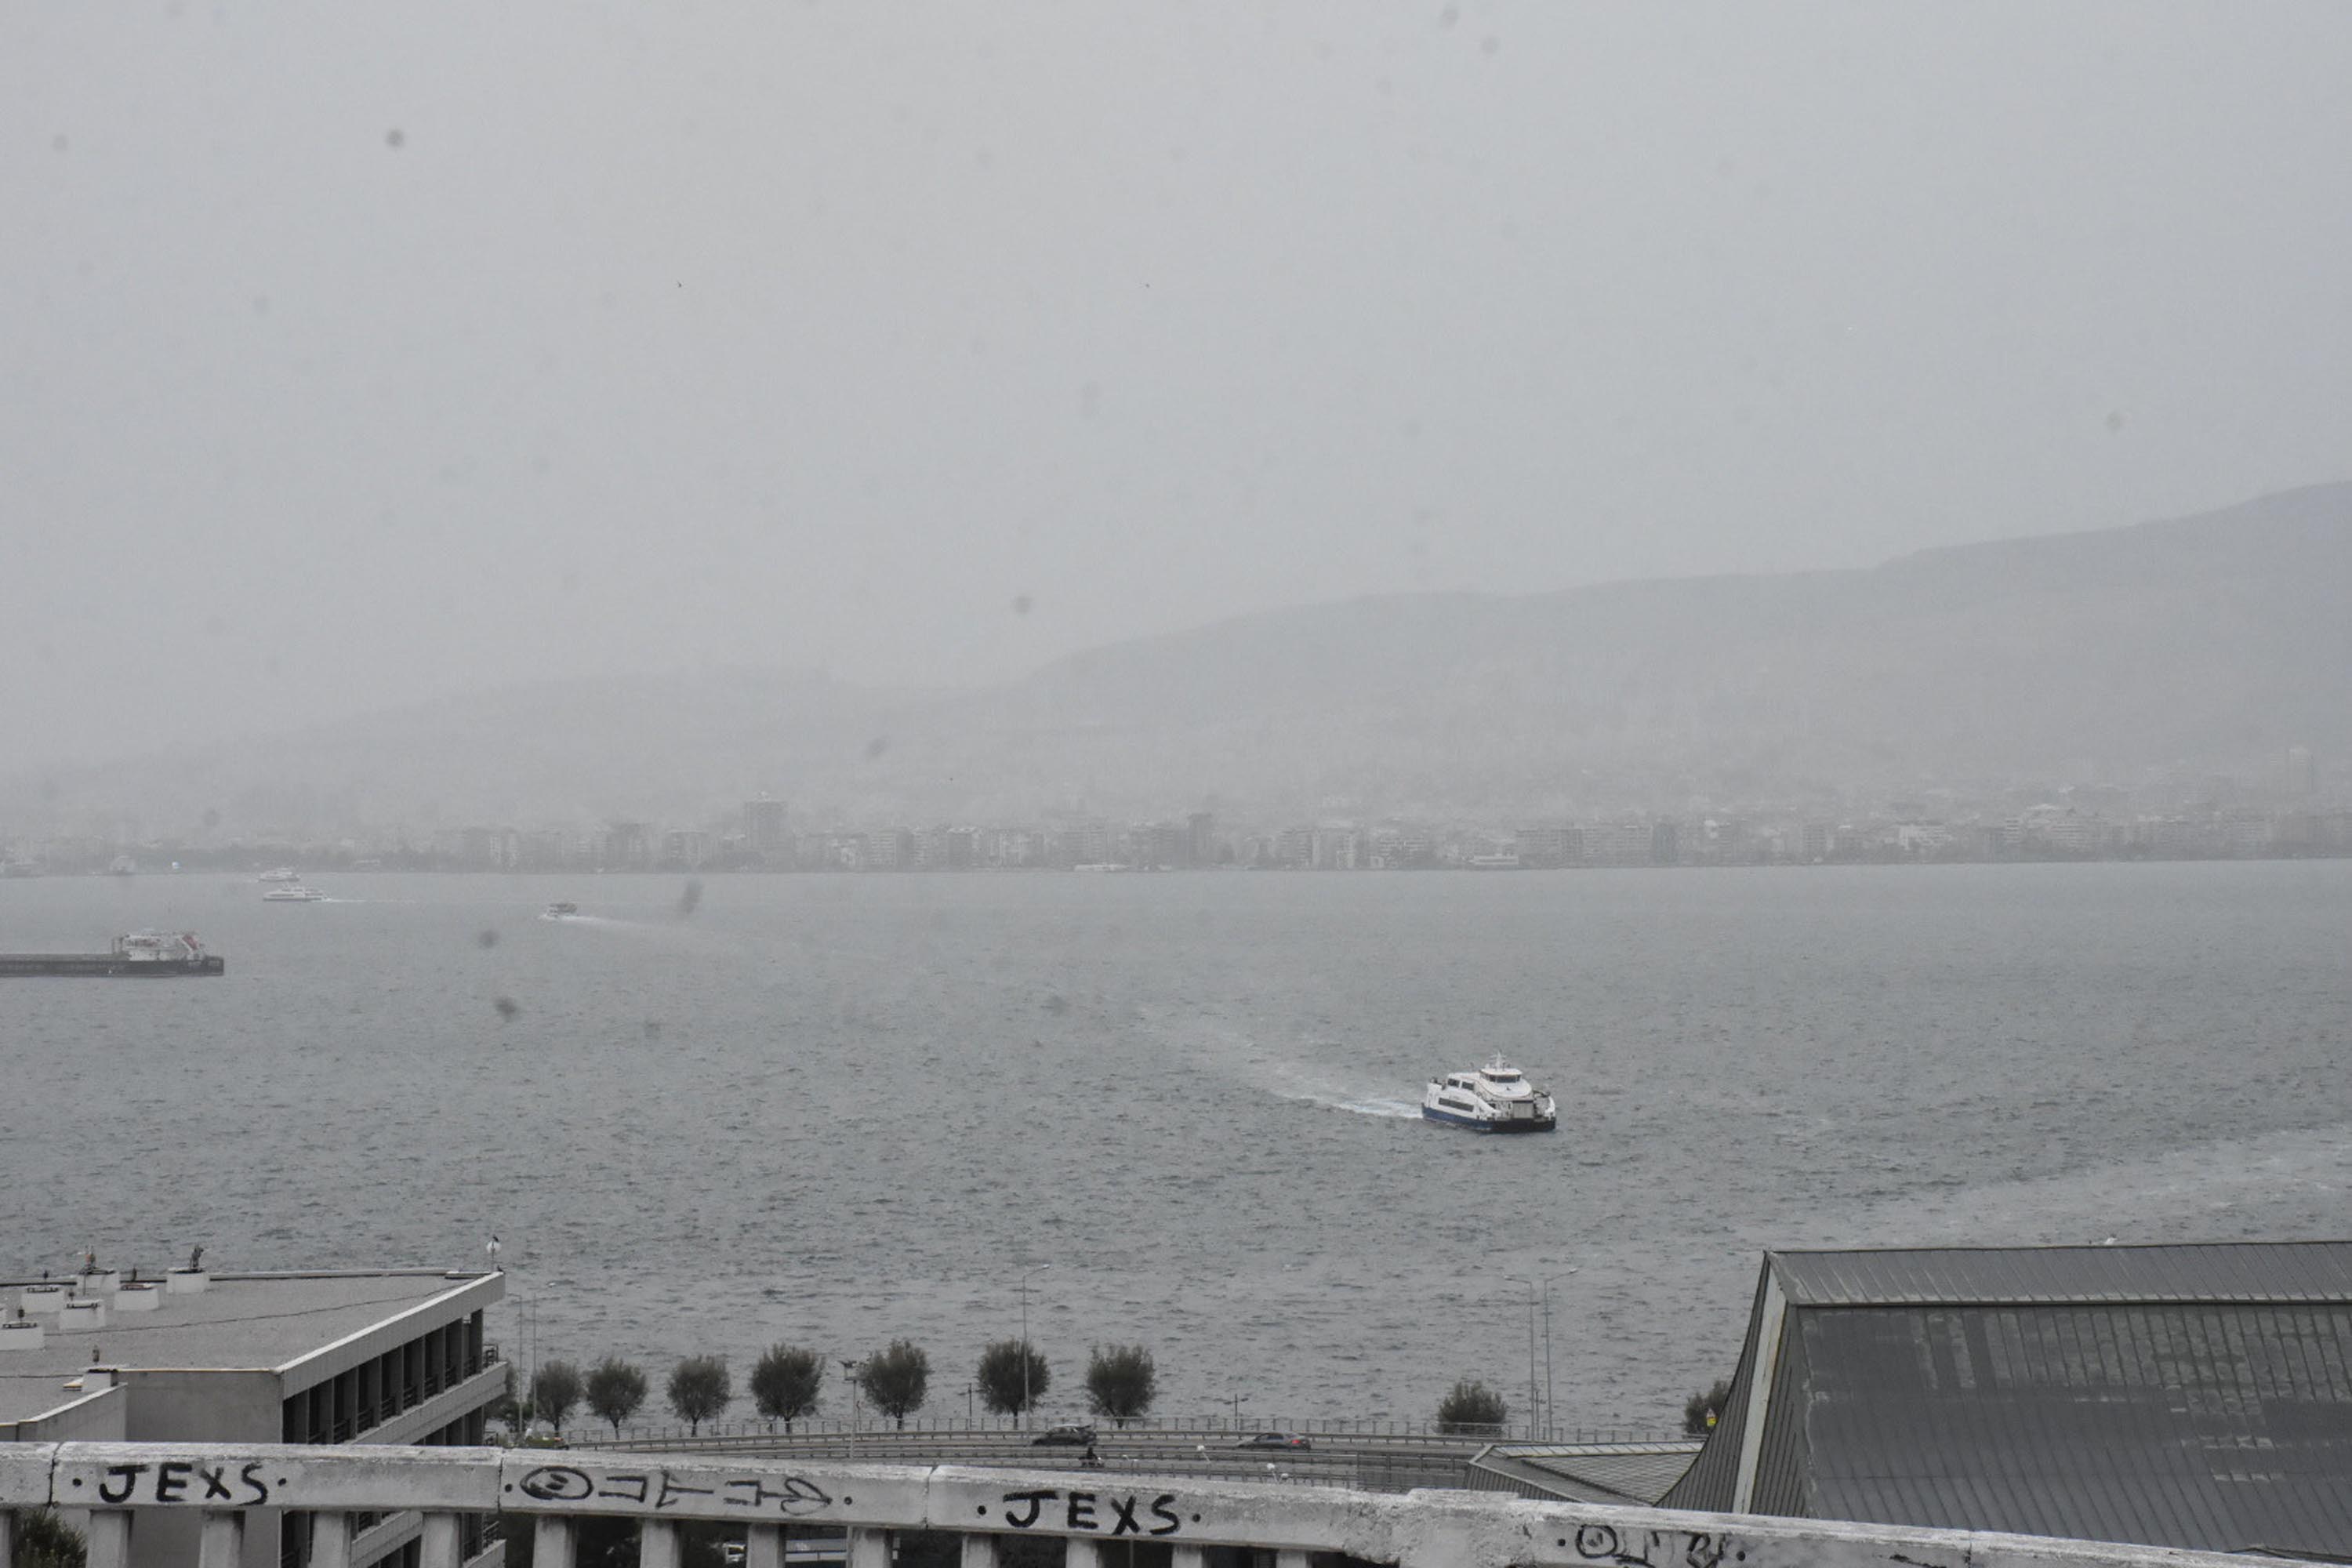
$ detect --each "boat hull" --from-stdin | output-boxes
[1422,1105,1556,1134]
[0,954,226,977]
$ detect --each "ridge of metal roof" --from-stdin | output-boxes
[1766,1241,2352,1307]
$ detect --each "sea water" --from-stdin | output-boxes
[2,862,2347,1432]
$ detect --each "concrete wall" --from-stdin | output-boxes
[2,1382,125,1443]
[5,1385,125,1568]
[118,1370,283,1568]
[121,1370,281,1444]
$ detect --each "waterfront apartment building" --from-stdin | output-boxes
[1051,820,1113,867]
[599,822,654,872]
[1584,821,1653,865]
[742,797,789,864]
[1515,826,1572,869]
[2,1266,506,1568]
[433,829,522,873]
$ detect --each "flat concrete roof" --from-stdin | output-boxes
[1,1271,495,1425]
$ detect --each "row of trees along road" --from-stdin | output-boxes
[516,1342,1161,1436]
[528,1355,1540,1439]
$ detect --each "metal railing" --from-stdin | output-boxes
[587,1417,1680,1449]
[0,1441,2257,1568]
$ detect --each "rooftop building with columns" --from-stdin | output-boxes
[3,1265,505,1568]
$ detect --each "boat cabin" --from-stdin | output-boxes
[112,931,206,963]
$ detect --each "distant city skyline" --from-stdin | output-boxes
[11,739,2345,880]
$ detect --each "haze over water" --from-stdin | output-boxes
[5,862,2348,1432]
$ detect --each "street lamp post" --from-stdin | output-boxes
[840,1359,862,1437]
[1229,1391,1247,1428]
[1507,1278,1540,1439]
[1020,1265,1052,1428]
[1540,1269,1577,1442]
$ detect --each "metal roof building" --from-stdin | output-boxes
[1661,1243,2352,1559]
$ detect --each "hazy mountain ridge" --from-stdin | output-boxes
[958,485,2350,815]
[9,485,2348,834]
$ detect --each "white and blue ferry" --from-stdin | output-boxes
[1423,1057,1558,1132]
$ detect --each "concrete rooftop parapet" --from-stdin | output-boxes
[0,1443,2289,1568]
[49,1442,501,1512]
[0,1443,53,1505]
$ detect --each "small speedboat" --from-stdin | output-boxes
[262,884,325,902]
[1423,1057,1558,1133]
[539,901,579,920]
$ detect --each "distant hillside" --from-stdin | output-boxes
[9,485,2349,834]
[970,482,2352,816]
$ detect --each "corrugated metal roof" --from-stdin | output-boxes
[1659,1263,1771,1513]
[1751,1291,1817,1517]
[1768,1242,2352,1306]
[1472,1443,1704,1506]
[1770,1302,2352,1557]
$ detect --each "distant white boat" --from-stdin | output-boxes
[1423,1057,1558,1133]
[540,901,579,920]
[258,866,302,884]
[262,884,325,902]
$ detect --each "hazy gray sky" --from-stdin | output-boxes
[8,2,2350,766]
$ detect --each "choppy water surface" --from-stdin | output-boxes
[3,863,2348,1432]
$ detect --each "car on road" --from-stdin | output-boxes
[1234,1432,1311,1450]
[1032,1424,1098,1446]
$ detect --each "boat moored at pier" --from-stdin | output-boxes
[1423,1056,1557,1132]
[0,931,226,977]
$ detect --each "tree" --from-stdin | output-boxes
[1436,1379,1508,1435]
[585,1356,648,1438]
[532,1360,584,1436]
[750,1344,826,1432]
[1683,1377,1733,1436]
[668,1355,733,1435]
[975,1338,1050,1418]
[18,1509,86,1568]
[858,1339,929,1428]
[1083,1344,1156,1425]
